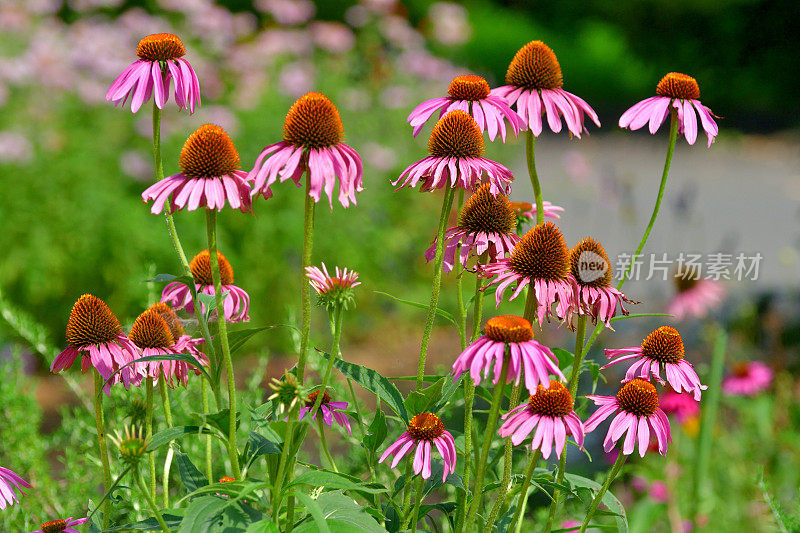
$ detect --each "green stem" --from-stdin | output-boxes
[135,467,171,533]
[205,209,241,479]
[544,315,587,533]
[471,256,488,341]
[525,130,544,225]
[400,460,414,528]
[455,189,467,350]
[578,452,627,533]
[317,417,338,472]
[511,449,542,533]
[146,378,156,501]
[297,176,316,382]
[455,378,475,533]
[409,475,425,532]
[310,306,344,416]
[691,326,727,521]
[94,372,112,529]
[417,184,456,389]
[464,355,510,532]
[581,110,679,360]
[160,381,174,508]
[486,383,522,528]
[272,408,297,522]
[201,379,213,482]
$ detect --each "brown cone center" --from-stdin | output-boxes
[447,75,491,101]
[570,237,612,288]
[305,390,332,407]
[674,266,700,293]
[484,315,533,343]
[190,249,234,286]
[459,184,516,235]
[65,294,122,348]
[148,302,185,339]
[129,309,175,349]
[528,380,573,417]
[136,33,186,62]
[283,92,344,149]
[641,326,685,364]
[505,40,563,90]
[509,222,570,281]
[427,110,484,159]
[616,378,659,417]
[178,124,240,179]
[407,412,445,440]
[656,72,700,100]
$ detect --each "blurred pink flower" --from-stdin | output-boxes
[120,150,152,181]
[649,480,669,503]
[279,61,315,97]
[256,0,315,25]
[659,388,699,423]
[668,271,725,321]
[0,131,32,163]
[428,2,471,45]
[311,22,355,54]
[722,362,773,396]
[362,142,397,171]
[560,520,580,533]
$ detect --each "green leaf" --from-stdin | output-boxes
[227,325,297,354]
[175,449,208,493]
[432,374,463,412]
[177,495,229,533]
[404,378,444,416]
[553,348,574,371]
[374,291,456,326]
[293,491,331,533]
[423,460,464,495]
[246,430,282,465]
[286,470,387,495]
[244,520,280,533]
[149,426,216,451]
[564,473,628,533]
[192,408,240,435]
[103,514,184,531]
[319,350,408,423]
[610,313,673,322]
[146,273,193,285]
[363,408,387,452]
[293,492,386,533]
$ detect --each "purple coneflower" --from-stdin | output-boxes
[0,466,30,510]
[425,184,519,272]
[298,391,352,435]
[603,326,706,401]
[722,361,773,397]
[480,222,575,324]
[567,237,634,328]
[379,412,456,482]
[619,72,719,147]
[249,92,363,208]
[142,124,252,214]
[498,380,584,459]
[452,315,564,394]
[306,263,360,311]
[51,294,141,393]
[407,74,523,141]
[394,110,513,194]
[29,517,88,533]
[106,33,200,113]
[493,40,600,137]
[667,266,725,321]
[128,303,208,387]
[161,250,250,323]
[584,379,672,457]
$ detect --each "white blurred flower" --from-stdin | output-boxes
[0,132,32,163]
[119,150,152,181]
[362,142,397,171]
[428,2,471,45]
[255,0,315,26]
[279,61,315,97]
[379,86,409,109]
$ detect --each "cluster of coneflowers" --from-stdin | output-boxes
[1,33,737,533]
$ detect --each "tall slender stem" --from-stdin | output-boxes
[455,189,467,350]
[409,475,425,532]
[160,381,174,508]
[418,184,456,389]
[544,316,587,533]
[145,378,156,501]
[94,372,112,528]
[310,306,344,416]
[201,379,213,482]
[272,407,297,522]
[691,326,727,520]
[470,256,488,341]
[578,452,627,533]
[464,355,510,532]
[316,417,338,472]
[581,110,679,361]
[526,130,544,225]
[511,449,542,533]
[135,467,171,533]
[487,383,522,527]
[205,209,241,479]
[297,177,316,382]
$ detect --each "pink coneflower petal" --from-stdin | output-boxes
[722,361,773,396]
[379,413,456,481]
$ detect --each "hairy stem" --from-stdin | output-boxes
[135,467,171,533]
[578,452,627,533]
[297,177,316,381]
[160,381,174,508]
[417,184,456,389]
[205,209,240,479]
[487,383,522,527]
[94,372,112,529]
[146,378,156,501]
[526,130,544,225]
[464,355,510,531]
[410,475,426,532]
[317,417,338,472]
[201,379,213,482]
[310,306,344,416]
